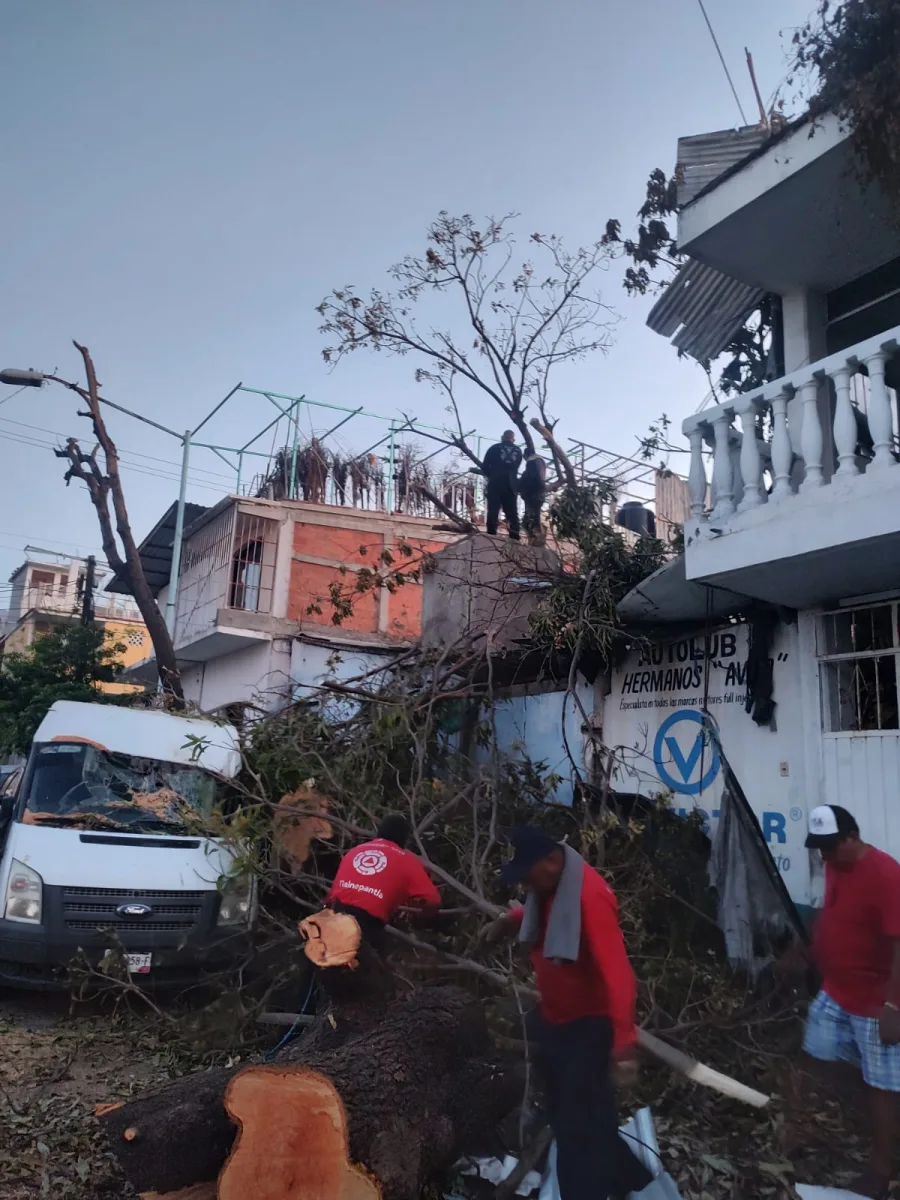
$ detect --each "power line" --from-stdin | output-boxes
[0,529,110,556]
[694,0,749,125]
[0,427,231,494]
[0,385,28,408]
[0,416,235,482]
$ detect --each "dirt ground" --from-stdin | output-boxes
[0,990,217,1199]
[0,989,883,1199]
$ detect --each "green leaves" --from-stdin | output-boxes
[794,0,900,222]
[528,483,668,662]
[0,625,132,757]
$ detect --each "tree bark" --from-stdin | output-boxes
[51,343,185,703]
[101,985,523,1200]
[529,417,578,491]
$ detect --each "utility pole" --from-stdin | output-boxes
[81,555,96,627]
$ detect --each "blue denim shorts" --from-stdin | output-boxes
[804,990,900,1092]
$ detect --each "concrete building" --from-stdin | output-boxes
[111,496,460,713]
[603,111,900,910]
[0,547,149,692]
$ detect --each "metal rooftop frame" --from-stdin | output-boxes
[568,439,667,507]
[230,385,483,513]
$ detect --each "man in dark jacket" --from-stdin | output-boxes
[481,430,522,539]
[519,452,547,543]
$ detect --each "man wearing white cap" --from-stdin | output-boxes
[803,804,900,1199]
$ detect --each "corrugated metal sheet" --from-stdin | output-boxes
[655,469,691,537]
[106,500,209,596]
[676,125,769,207]
[646,258,764,364]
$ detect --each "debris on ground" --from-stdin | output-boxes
[0,985,881,1200]
[0,993,213,1200]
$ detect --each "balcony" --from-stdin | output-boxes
[682,325,900,609]
[19,585,142,623]
[170,502,281,661]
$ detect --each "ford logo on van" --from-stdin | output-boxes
[117,903,152,919]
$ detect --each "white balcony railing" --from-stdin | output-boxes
[20,585,142,622]
[683,326,900,526]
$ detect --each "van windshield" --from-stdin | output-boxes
[21,742,223,833]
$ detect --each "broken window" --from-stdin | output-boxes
[818,603,900,732]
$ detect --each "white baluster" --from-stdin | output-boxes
[832,366,860,477]
[770,389,793,501]
[687,427,707,519]
[729,434,744,509]
[736,399,764,510]
[800,378,824,490]
[711,413,735,518]
[864,351,896,469]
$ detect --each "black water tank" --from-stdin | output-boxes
[615,501,656,537]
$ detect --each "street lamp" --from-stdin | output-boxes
[0,369,44,388]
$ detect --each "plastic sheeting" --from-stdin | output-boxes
[707,726,806,977]
[538,1109,683,1200]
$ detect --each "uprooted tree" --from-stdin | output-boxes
[87,221,767,1200]
[95,650,771,1196]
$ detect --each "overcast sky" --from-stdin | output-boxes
[0,0,813,593]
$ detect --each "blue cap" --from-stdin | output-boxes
[500,826,561,884]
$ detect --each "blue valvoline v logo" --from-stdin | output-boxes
[653,709,720,796]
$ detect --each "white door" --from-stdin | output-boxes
[817,601,900,859]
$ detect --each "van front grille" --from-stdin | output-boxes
[60,886,209,939]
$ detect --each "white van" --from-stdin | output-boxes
[0,700,254,989]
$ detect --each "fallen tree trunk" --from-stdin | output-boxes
[101,985,523,1200]
[219,1067,382,1200]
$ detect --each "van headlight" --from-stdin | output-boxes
[5,860,43,924]
[216,872,256,927]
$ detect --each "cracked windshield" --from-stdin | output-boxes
[22,742,219,832]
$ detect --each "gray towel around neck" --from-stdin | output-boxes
[518,843,584,963]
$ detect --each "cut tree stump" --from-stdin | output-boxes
[220,1066,381,1200]
[101,985,523,1200]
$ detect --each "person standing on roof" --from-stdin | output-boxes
[518,451,548,544]
[482,827,652,1200]
[481,430,522,540]
[800,804,900,1200]
[327,814,441,953]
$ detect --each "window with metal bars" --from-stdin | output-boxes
[228,512,277,614]
[817,603,900,733]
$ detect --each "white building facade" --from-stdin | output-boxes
[609,112,900,910]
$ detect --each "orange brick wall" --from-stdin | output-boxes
[287,517,447,639]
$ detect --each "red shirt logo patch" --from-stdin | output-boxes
[352,848,388,876]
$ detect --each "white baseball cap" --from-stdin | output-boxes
[806,804,858,848]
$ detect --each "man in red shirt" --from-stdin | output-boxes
[803,804,900,1199]
[327,814,441,953]
[485,826,652,1200]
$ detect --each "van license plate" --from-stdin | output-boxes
[126,953,152,975]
